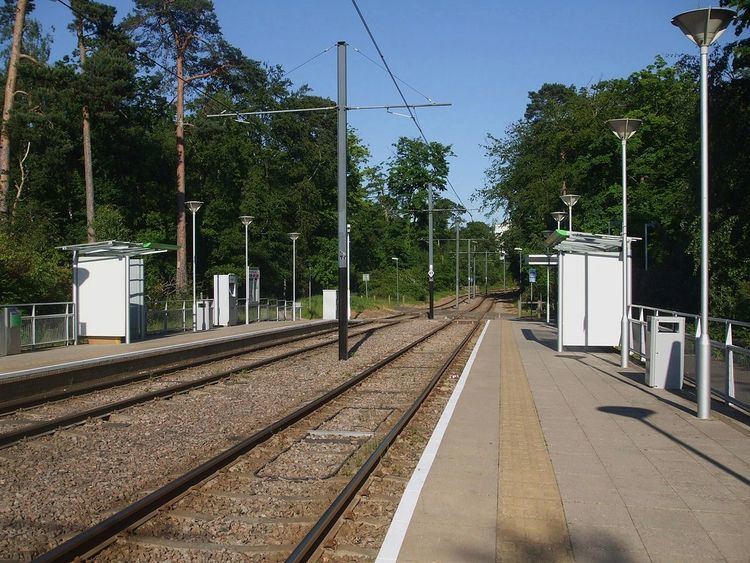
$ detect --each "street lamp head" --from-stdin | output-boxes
[560,194,580,208]
[186,200,203,214]
[672,7,735,47]
[239,215,254,226]
[551,211,567,224]
[608,118,643,140]
[513,247,522,252]
[289,232,300,241]
[391,256,398,262]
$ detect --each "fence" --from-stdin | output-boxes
[147,298,303,335]
[629,304,750,412]
[4,302,76,350]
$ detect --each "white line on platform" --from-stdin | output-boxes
[375,319,491,563]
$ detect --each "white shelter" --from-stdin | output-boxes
[545,230,637,352]
[59,241,176,344]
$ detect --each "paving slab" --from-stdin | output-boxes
[513,320,750,563]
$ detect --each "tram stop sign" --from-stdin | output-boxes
[529,268,537,283]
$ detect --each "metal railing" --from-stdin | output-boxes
[147,298,303,335]
[629,304,750,412]
[146,299,214,335]
[4,302,76,350]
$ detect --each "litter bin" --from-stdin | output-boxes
[0,307,22,356]
[196,300,213,331]
[646,316,684,389]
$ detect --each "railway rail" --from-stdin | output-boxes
[0,294,471,448]
[0,318,406,448]
[30,295,493,561]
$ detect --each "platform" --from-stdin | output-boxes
[0,319,336,410]
[378,308,750,561]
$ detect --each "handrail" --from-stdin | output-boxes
[628,304,749,412]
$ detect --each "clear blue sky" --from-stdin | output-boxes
[35,0,734,222]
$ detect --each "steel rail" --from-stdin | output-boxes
[33,307,478,562]
[0,319,411,449]
[287,314,484,562]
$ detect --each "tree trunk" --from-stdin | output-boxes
[0,0,28,220]
[76,17,96,242]
[175,51,187,292]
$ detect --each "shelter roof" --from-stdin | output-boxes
[58,240,178,258]
[543,230,640,254]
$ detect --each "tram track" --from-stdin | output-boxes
[0,295,470,448]
[0,318,409,449]
[30,296,492,562]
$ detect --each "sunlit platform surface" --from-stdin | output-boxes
[378,306,750,562]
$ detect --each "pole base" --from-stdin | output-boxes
[428,279,435,319]
[338,267,348,361]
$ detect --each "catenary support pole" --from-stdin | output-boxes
[292,237,297,321]
[455,219,459,309]
[337,41,348,360]
[484,251,488,295]
[466,239,470,300]
[427,184,434,319]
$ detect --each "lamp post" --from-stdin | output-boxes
[514,246,523,317]
[672,6,735,419]
[551,211,566,230]
[289,232,300,321]
[391,257,399,304]
[186,200,203,332]
[608,117,642,369]
[240,215,254,325]
[501,251,506,289]
[560,194,580,231]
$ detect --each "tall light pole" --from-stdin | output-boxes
[391,257,399,304]
[289,232,300,321]
[608,118,642,369]
[514,246,523,317]
[560,194,580,231]
[551,211,566,230]
[501,251,506,289]
[240,215,254,324]
[186,201,203,331]
[672,7,735,419]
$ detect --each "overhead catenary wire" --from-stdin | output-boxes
[352,46,433,103]
[350,0,472,220]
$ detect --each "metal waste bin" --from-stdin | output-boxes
[0,307,22,356]
[196,300,213,331]
[647,316,684,389]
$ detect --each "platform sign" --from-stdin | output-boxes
[529,268,537,283]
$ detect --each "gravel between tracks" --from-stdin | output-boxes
[0,317,455,560]
[92,321,476,561]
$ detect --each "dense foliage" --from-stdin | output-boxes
[0,0,501,305]
[480,1,750,320]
